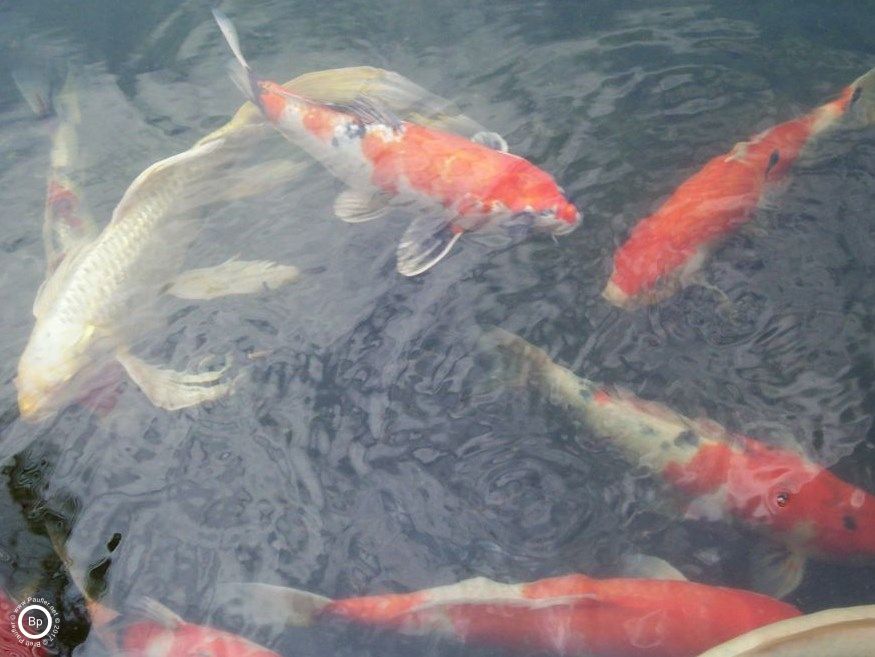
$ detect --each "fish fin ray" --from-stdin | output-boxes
[327,95,403,130]
[333,188,390,222]
[115,348,237,411]
[397,213,462,276]
[617,553,688,581]
[166,258,299,300]
[213,582,330,627]
[129,597,184,629]
[109,139,225,227]
[471,131,509,152]
[750,543,807,599]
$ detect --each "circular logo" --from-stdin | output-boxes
[9,596,60,647]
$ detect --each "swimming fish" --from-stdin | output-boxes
[14,71,301,422]
[603,66,875,307]
[212,9,580,276]
[215,563,799,657]
[46,528,281,657]
[695,605,875,657]
[485,329,875,598]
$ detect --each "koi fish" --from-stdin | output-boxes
[696,605,875,657]
[46,529,281,657]
[603,67,875,307]
[14,70,302,423]
[215,561,799,657]
[486,329,875,598]
[213,10,580,276]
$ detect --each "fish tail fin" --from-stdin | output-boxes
[213,582,332,627]
[848,66,875,124]
[211,8,264,110]
[11,59,65,120]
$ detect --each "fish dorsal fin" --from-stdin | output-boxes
[326,95,403,130]
[749,542,807,599]
[108,138,225,228]
[397,212,462,276]
[471,131,509,152]
[408,592,601,617]
[212,582,330,628]
[617,553,688,581]
[129,597,184,629]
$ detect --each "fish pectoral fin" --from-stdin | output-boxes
[616,553,688,581]
[129,597,184,629]
[749,542,807,599]
[213,582,331,628]
[471,131,509,153]
[115,349,237,411]
[333,188,391,223]
[397,213,462,276]
[166,258,299,301]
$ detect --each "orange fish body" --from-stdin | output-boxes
[320,574,799,657]
[120,619,282,657]
[212,10,579,275]
[604,78,864,307]
[1,589,51,657]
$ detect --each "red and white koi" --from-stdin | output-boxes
[213,10,580,276]
[488,329,875,597]
[1,588,51,657]
[603,67,875,307]
[219,568,799,657]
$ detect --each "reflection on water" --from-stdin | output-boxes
[0,1,873,655]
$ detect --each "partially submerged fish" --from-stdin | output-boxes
[215,561,799,657]
[1,587,51,656]
[486,329,875,597]
[213,9,580,276]
[47,528,281,657]
[14,71,301,422]
[696,605,875,657]
[603,67,875,308]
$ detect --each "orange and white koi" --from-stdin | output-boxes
[219,569,799,657]
[213,10,580,276]
[488,329,875,597]
[603,67,875,307]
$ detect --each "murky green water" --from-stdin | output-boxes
[0,1,873,655]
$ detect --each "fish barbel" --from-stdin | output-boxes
[486,329,875,598]
[603,66,875,307]
[213,9,580,276]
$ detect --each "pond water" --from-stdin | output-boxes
[0,1,873,655]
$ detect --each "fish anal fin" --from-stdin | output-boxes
[333,188,390,223]
[750,542,807,599]
[115,349,237,411]
[397,213,462,276]
[166,258,299,301]
[471,131,509,153]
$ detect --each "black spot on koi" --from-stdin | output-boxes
[765,150,780,177]
[844,515,858,531]
[674,430,700,448]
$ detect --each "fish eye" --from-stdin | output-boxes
[775,491,790,508]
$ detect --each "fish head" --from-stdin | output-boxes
[16,316,101,421]
[728,440,875,560]
[529,199,581,237]
[770,467,875,560]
